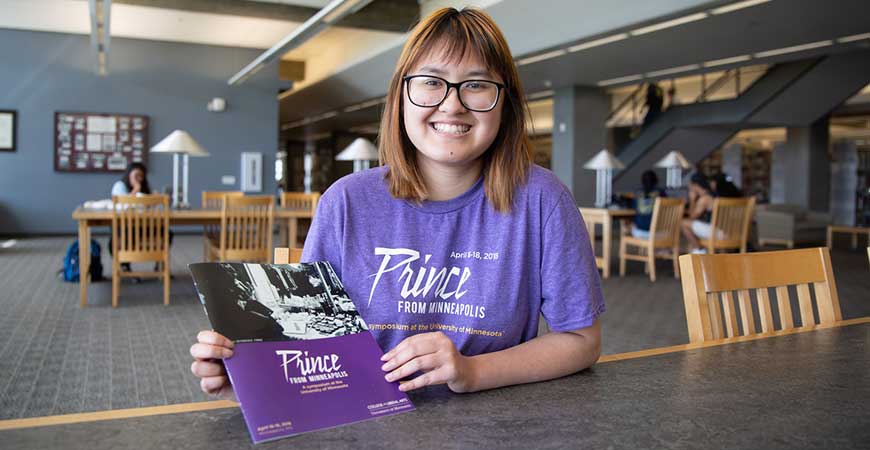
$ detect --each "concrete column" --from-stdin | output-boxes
[772,118,830,211]
[769,142,787,204]
[551,86,610,206]
[721,143,743,188]
[830,140,858,225]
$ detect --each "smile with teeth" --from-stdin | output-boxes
[431,122,471,135]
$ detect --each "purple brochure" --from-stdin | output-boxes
[189,262,414,443]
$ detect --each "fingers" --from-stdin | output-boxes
[398,366,451,392]
[381,332,448,370]
[200,376,229,395]
[190,360,225,378]
[190,342,233,360]
[197,330,234,349]
[384,353,439,383]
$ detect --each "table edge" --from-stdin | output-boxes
[2,317,867,431]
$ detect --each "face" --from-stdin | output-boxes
[402,46,504,170]
[129,168,145,185]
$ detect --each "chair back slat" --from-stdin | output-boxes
[795,283,814,327]
[217,195,274,263]
[736,289,756,335]
[707,292,724,339]
[755,288,775,333]
[679,248,841,343]
[721,291,738,338]
[648,198,684,246]
[274,247,304,264]
[704,197,755,253]
[775,286,794,330]
[112,195,169,258]
[280,192,320,214]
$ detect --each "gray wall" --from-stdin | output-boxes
[0,29,282,235]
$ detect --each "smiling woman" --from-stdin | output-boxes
[191,7,604,399]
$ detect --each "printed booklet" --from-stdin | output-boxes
[189,261,414,443]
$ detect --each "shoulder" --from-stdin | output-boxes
[111,180,128,195]
[517,165,573,209]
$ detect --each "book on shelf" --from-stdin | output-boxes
[189,261,414,443]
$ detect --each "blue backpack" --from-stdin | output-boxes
[62,239,104,282]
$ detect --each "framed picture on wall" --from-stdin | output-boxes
[54,111,149,172]
[0,110,16,152]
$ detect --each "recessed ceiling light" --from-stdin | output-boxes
[702,54,752,68]
[754,40,833,58]
[517,49,568,66]
[646,64,700,78]
[567,33,629,53]
[597,74,643,87]
[629,12,708,36]
[710,0,772,15]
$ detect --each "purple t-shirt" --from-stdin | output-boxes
[301,165,604,356]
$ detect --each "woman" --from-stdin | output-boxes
[681,173,716,254]
[111,162,151,197]
[190,8,604,397]
[630,170,666,239]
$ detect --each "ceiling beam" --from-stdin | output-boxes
[111,0,418,33]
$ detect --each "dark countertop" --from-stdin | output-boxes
[3,323,868,450]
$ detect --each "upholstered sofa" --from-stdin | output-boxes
[755,204,830,248]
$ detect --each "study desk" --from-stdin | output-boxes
[578,207,636,279]
[71,207,314,307]
[3,319,867,449]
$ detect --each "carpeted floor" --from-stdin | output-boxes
[0,234,867,420]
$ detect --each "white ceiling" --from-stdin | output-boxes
[0,0,403,60]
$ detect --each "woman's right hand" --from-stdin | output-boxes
[190,330,237,401]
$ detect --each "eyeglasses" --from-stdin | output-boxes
[403,75,505,112]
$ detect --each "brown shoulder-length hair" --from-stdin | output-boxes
[378,7,533,213]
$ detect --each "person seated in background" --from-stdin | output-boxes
[111,162,151,197]
[710,173,742,198]
[630,170,666,239]
[109,162,171,273]
[681,173,715,254]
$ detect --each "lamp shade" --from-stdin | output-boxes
[335,137,378,161]
[583,149,624,170]
[150,130,210,157]
[654,151,690,169]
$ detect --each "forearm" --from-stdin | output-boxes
[465,321,601,392]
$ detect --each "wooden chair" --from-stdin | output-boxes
[205,195,274,263]
[201,191,244,260]
[619,198,685,281]
[111,195,171,308]
[700,197,755,253]
[279,192,320,247]
[274,248,304,264]
[679,247,842,343]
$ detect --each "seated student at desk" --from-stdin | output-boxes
[112,162,151,197]
[630,170,666,239]
[681,173,715,254]
[189,7,603,399]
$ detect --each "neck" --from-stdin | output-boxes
[418,158,482,202]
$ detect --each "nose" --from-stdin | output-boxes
[439,86,467,113]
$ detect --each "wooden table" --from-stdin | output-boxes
[71,207,313,307]
[2,318,867,449]
[578,207,635,279]
[826,225,870,250]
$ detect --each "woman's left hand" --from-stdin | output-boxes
[381,331,476,393]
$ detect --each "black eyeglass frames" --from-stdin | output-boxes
[403,75,505,112]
